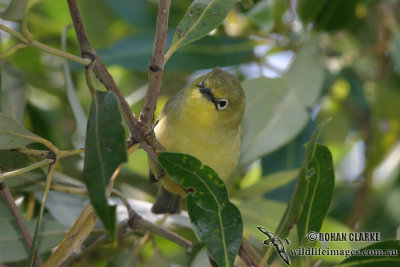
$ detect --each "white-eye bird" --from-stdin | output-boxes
[150,67,246,214]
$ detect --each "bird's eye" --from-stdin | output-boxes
[197,81,205,88]
[216,99,229,110]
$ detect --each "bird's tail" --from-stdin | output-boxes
[151,186,181,214]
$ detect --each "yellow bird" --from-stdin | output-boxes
[150,67,246,214]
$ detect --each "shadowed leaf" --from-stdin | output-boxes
[338,240,400,266]
[1,0,28,21]
[83,91,127,241]
[0,113,39,150]
[297,144,335,243]
[275,119,331,239]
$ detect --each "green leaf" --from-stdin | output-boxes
[63,54,87,149]
[240,38,325,165]
[240,78,308,165]
[1,0,28,21]
[35,191,87,227]
[297,0,328,22]
[296,144,335,244]
[338,240,400,266]
[103,0,155,26]
[275,119,331,239]
[158,152,242,267]
[233,169,298,199]
[83,91,127,241]
[0,151,46,190]
[167,35,254,70]
[99,34,253,71]
[389,29,400,71]
[1,62,27,123]
[239,198,286,235]
[0,218,69,263]
[167,0,238,59]
[0,113,39,150]
[150,248,171,267]
[313,0,358,31]
[247,0,274,31]
[287,37,325,108]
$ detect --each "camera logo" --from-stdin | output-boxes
[257,226,291,266]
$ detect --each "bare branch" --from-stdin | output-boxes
[66,0,140,139]
[140,0,171,130]
[128,209,192,250]
[66,0,164,160]
[0,178,43,267]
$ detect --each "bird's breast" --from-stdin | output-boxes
[154,113,241,181]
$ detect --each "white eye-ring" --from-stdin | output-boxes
[216,99,229,110]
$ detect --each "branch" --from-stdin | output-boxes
[128,208,192,250]
[239,238,262,267]
[66,0,139,139]
[0,179,43,267]
[66,0,164,161]
[139,0,171,130]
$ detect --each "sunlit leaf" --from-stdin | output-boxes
[297,144,335,244]
[166,0,238,60]
[240,78,308,165]
[83,91,127,241]
[158,152,242,267]
[240,38,324,165]
[0,113,39,150]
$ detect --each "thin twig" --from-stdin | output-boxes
[128,208,192,250]
[14,148,54,159]
[0,178,43,266]
[28,159,58,267]
[0,43,28,59]
[0,23,90,66]
[0,159,53,183]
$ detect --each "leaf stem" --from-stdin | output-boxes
[0,42,28,59]
[0,159,53,183]
[0,24,28,42]
[28,159,58,267]
[58,148,85,158]
[0,23,90,66]
[0,180,43,267]
[30,40,90,66]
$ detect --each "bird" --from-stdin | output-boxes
[150,67,246,214]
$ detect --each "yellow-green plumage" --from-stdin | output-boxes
[150,67,245,214]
